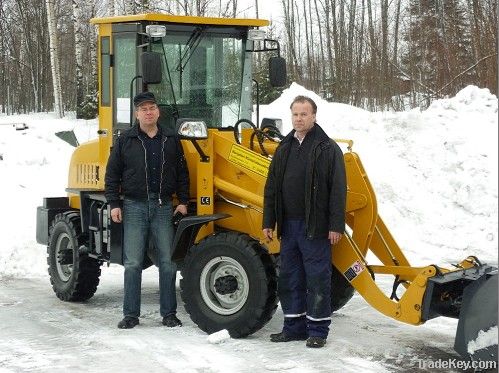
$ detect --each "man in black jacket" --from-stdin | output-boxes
[105,92,189,329]
[263,95,347,348]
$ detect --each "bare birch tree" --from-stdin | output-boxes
[45,0,64,117]
[72,0,85,118]
[108,0,115,16]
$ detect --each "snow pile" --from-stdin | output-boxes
[0,83,497,278]
[467,326,498,355]
[0,114,97,278]
[207,329,231,344]
[429,86,498,115]
[260,83,498,265]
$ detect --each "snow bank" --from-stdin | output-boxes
[0,84,497,278]
[259,84,498,266]
[468,326,498,355]
[0,113,97,278]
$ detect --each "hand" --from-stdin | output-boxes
[262,228,273,241]
[111,207,122,223]
[174,204,188,216]
[329,231,342,245]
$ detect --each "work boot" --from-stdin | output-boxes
[162,314,182,327]
[306,336,326,348]
[118,316,139,329]
[270,331,308,342]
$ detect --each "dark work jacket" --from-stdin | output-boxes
[104,124,189,209]
[262,123,347,239]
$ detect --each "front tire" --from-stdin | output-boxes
[331,264,355,312]
[180,232,278,337]
[47,212,101,301]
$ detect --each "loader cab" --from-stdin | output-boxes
[92,14,285,145]
[147,25,252,132]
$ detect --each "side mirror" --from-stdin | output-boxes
[176,119,208,140]
[141,52,162,84]
[269,56,287,87]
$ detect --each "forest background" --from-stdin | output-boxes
[1,0,496,118]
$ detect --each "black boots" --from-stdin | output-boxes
[117,316,139,329]
[269,331,308,342]
[162,314,182,327]
[118,314,182,328]
[306,336,327,348]
[269,332,326,348]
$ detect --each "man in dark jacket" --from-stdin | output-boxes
[105,92,189,329]
[262,95,347,348]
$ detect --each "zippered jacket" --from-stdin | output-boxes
[263,123,346,239]
[104,124,189,209]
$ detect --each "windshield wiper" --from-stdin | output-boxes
[175,27,206,72]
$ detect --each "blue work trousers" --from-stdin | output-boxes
[279,219,332,339]
[122,196,177,318]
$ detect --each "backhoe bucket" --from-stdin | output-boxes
[454,269,498,364]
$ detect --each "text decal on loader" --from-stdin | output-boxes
[228,145,271,178]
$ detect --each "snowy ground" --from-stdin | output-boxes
[0,84,497,372]
[0,270,465,373]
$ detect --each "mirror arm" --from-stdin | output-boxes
[252,79,260,127]
[129,75,142,126]
[190,139,210,163]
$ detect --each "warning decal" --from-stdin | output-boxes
[344,260,365,282]
[228,145,271,178]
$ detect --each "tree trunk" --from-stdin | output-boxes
[45,0,63,117]
[303,0,311,83]
[322,0,335,92]
[108,0,115,16]
[72,0,84,118]
[313,0,326,92]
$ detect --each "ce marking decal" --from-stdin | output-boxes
[200,196,211,205]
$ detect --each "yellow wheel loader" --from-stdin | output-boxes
[35,13,497,364]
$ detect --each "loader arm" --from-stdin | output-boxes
[187,128,497,361]
[190,131,438,325]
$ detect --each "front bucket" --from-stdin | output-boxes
[454,270,498,364]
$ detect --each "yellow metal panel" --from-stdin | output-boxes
[97,23,113,174]
[368,265,425,278]
[68,140,102,187]
[90,13,269,27]
[196,136,215,238]
[344,152,377,255]
[332,237,435,325]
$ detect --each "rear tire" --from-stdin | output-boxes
[180,232,278,337]
[47,212,101,301]
[331,264,355,312]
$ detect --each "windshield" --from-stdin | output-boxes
[149,29,251,129]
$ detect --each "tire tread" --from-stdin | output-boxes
[47,211,101,302]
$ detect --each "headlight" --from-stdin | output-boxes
[145,25,166,38]
[176,119,208,140]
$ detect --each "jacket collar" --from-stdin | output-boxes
[126,123,175,138]
[281,123,330,145]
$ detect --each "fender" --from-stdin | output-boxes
[171,213,231,261]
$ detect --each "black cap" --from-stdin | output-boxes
[133,92,157,107]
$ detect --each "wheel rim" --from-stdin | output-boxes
[55,232,73,282]
[200,256,249,315]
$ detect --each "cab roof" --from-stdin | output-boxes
[90,13,269,27]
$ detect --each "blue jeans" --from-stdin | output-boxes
[279,219,332,338]
[122,196,176,318]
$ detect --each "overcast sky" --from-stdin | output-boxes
[237,0,283,22]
